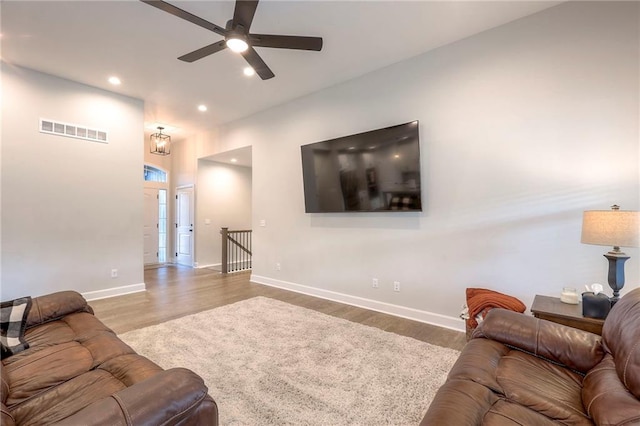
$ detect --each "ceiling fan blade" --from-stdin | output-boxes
[140,0,226,37]
[240,47,275,80]
[233,0,259,31]
[249,34,323,51]
[178,40,227,62]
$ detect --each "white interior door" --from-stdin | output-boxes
[143,187,159,264]
[176,186,194,266]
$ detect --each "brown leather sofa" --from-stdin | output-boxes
[421,287,640,425]
[1,291,218,425]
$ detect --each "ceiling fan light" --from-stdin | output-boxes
[226,37,248,53]
[243,67,255,76]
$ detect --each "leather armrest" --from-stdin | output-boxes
[55,368,218,425]
[26,291,94,329]
[474,308,605,373]
[1,403,15,426]
[2,364,9,405]
[582,354,640,425]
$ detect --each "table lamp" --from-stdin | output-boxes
[581,205,640,304]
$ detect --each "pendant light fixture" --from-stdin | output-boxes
[150,126,171,156]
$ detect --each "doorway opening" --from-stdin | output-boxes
[144,165,169,266]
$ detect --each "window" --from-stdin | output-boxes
[144,165,167,183]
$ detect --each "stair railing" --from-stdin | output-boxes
[220,227,252,273]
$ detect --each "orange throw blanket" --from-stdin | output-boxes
[466,288,526,328]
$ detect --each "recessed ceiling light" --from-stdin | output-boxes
[198,104,207,112]
[230,158,238,163]
[108,76,121,85]
[243,67,255,77]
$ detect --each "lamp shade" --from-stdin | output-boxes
[581,210,640,248]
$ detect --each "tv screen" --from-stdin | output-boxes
[301,121,422,213]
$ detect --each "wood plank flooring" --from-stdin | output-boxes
[90,265,466,351]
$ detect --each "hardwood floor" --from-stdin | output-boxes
[90,265,467,351]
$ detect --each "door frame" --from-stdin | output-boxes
[143,186,160,265]
[143,163,170,266]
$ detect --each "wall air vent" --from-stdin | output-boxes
[39,119,108,144]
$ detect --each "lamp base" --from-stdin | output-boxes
[603,252,629,304]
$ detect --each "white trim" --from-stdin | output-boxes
[82,283,146,301]
[250,275,465,332]
[196,263,220,269]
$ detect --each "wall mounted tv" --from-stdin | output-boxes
[301,121,422,213]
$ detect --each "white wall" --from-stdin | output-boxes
[172,139,198,189]
[195,160,252,268]
[200,2,639,330]
[1,65,145,300]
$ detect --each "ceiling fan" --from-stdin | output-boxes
[140,0,323,80]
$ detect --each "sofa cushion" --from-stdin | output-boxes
[482,400,561,425]
[10,368,127,425]
[445,338,510,394]
[421,336,591,425]
[4,341,94,406]
[1,297,32,358]
[496,350,589,424]
[602,287,640,399]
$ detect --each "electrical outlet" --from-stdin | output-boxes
[393,281,400,292]
[260,219,266,227]
[372,278,379,288]
[111,269,118,278]
[276,263,281,271]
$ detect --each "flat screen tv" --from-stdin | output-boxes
[301,121,422,213]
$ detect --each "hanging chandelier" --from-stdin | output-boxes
[150,126,171,156]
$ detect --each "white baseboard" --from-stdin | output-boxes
[82,283,146,301]
[250,275,465,333]
[196,263,221,269]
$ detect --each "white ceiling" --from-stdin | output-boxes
[1,1,560,141]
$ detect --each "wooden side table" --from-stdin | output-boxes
[531,295,604,335]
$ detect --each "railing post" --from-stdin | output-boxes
[221,227,228,274]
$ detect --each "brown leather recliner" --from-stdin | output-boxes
[421,287,640,425]
[1,291,218,425]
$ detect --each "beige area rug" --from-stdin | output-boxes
[119,297,459,425]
